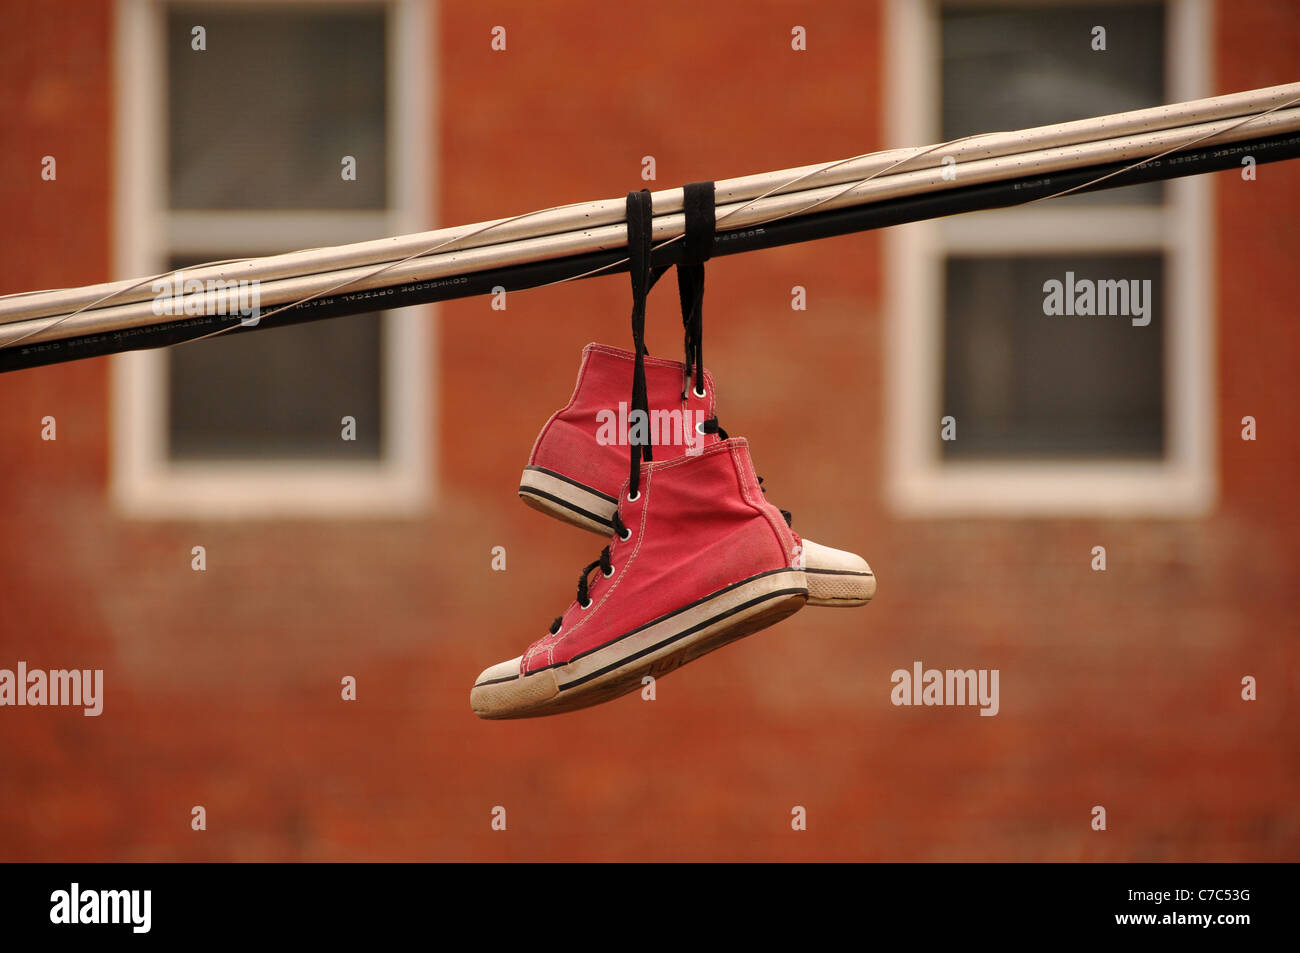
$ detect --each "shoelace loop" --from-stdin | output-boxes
[677,181,714,400]
[548,191,658,638]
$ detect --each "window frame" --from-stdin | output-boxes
[882,0,1215,517]
[110,0,436,518]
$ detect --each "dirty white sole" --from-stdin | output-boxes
[801,539,877,607]
[518,465,618,536]
[471,568,807,719]
[519,466,875,608]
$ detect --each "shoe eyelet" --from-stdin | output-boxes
[693,385,707,399]
[695,421,706,435]
[579,599,593,610]
[619,527,632,541]
[627,490,640,502]
[602,565,615,578]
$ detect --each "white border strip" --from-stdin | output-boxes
[884,0,1215,518]
[110,0,433,519]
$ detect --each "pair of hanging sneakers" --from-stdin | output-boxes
[470,342,876,718]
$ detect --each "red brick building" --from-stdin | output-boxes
[0,0,1296,860]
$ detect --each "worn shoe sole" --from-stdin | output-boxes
[471,568,807,719]
[518,465,616,536]
[800,539,877,607]
[519,465,875,607]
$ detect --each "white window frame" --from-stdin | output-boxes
[883,0,1215,517]
[111,0,435,518]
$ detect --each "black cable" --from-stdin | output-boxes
[3,129,1298,374]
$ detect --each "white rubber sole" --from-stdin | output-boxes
[800,539,877,607]
[518,466,875,608]
[518,466,618,536]
[471,568,807,719]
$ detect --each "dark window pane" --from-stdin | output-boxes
[166,258,383,461]
[167,5,387,209]
[942,3,1165,206]
[942,255,1165,460]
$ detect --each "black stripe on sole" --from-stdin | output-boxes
[522,465,619,504]
[558,587,806,692]
[517,485,613,529]
[475,568,806,690]
[476,673,521,688]
[538,567,803,672]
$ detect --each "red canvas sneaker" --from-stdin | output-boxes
[473,437,808,719]
[518,343,876,607]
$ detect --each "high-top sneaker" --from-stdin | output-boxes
[518,343,876,607]
[473,437,807,719]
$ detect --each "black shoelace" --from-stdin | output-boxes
[677,181,713,400]
[547,185,800,635]
[549,511,632,634]
[677,184,795,531]
[698,416,793,528]
[548,190,658,634]
[627,188,658,499]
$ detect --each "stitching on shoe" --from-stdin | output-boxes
[526,439,788,673]
[527,346,595,465]
[543,468,650,661]
[729,440,797,567]
[532,568,805,673]
[638,435,733,474]
[585,347,719,452]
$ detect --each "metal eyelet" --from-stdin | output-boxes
[602,565,615,578]
[619,527,632,541]
[695,421,706,435]
[693,385,707,398]
[627,490,640,502]
[580,598,593,610]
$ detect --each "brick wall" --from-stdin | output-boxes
[0,0,1295,861]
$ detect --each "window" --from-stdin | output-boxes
[884,0,1213,516]
[111,0,433,517]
